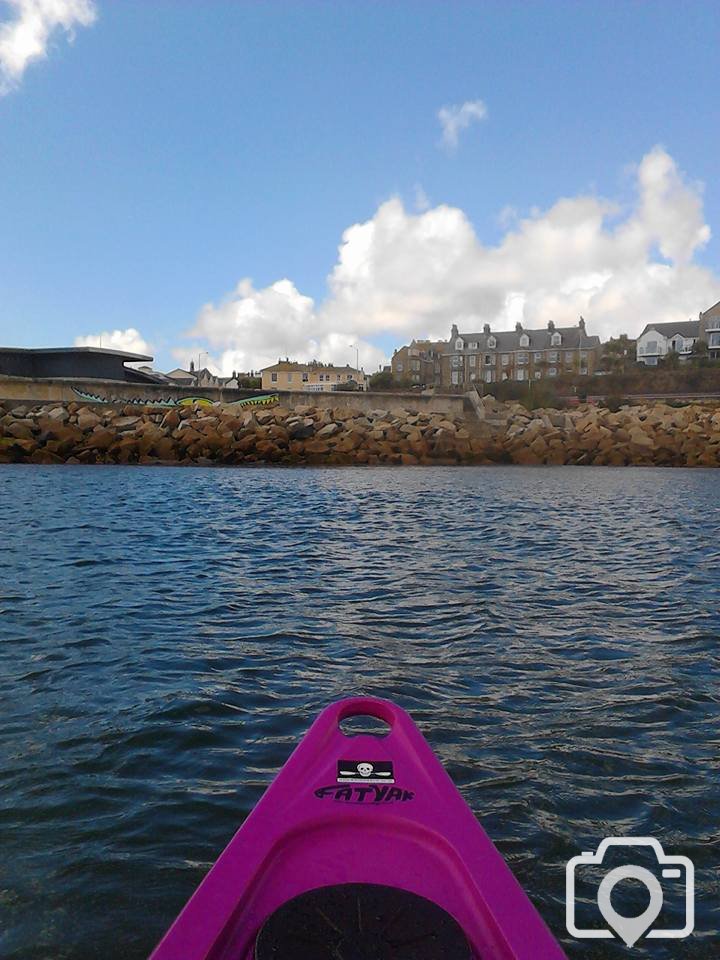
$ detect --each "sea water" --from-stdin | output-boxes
[1,464,718,958]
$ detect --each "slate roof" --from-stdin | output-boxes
[262,360,363,375]
[448,326,600,352]
[0,346,151,361]
[638,320,700,339]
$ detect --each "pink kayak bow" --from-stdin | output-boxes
[150,696,567,960]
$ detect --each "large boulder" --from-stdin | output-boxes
[6,420,35,440]
[114,416,142,431]
[317,422,341,438]
[46,406,70,423]
[77,409,102,431]
[288,419,314,440]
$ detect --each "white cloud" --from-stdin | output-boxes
[437,99,487,151]
[187,146,718,373]
[0,0,96,94]
[184,278,386,376]
[75,327,151,359]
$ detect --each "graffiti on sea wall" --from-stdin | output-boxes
[71,387,279,409]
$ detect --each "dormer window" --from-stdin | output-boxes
[455,338,464,351]
[519,334,529,348]
[551,332,562,346]
[487,335,496,349]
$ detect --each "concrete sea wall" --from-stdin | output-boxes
[0,375,467,417]
[1,395,720,466]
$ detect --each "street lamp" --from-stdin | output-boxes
[196,351,209,385]
[349,343,359,371]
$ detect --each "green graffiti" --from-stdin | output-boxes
[71,387,279,409]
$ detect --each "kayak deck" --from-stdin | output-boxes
[150,696,566,960]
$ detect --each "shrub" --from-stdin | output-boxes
[601,395,626,413]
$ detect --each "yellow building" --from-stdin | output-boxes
[261,360,368,392]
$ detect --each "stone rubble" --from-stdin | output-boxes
[0,395,719,467]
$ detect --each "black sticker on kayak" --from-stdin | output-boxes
[315,784,414,804]
[337,760,394,784]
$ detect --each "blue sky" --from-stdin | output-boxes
[1,0,719,374]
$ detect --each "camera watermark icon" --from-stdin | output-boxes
[566,837,694,947]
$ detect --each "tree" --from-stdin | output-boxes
[602,334,634,373]
[691,339,710,366]
[369,370,396,391]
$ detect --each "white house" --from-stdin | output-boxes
[699,299,720,360]
[636,321,699,366]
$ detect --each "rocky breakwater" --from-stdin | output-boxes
[0,400,484,466]
[477,395,720,466]
[2,397,720,467]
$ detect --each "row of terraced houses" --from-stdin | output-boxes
[391,318,601,389]
[390,299,720,390]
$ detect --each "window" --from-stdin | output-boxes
[455,338,464,350]
[534,352,542,362]
[409,348,419,357]
[551,332,562,346]
[396,362,404,372]
[501,354,510,365]
[645,340,658,354]
[516,369,526,381]
[469,341,478,349]
[470,372,476,381]
[519,334,529,347]
[302,372,309,382]
[534,370,542,379]
[484,354,493,365]
[709,333,720,348]
[548,367,557,377]
[487,335,496,349]
[469,354,476,366]
[451,370,460,385]
[411,359,420,371]
[565,351,574,362]
[336,374,341,380]
[271,372,277,382]
[484,370,493,383]
[580,351,587,361]
[288,373,293,382]
[517,352,528,364]
[547,351,558,363]
[452,355,462,368]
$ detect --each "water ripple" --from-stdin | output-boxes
[0,464,718,959]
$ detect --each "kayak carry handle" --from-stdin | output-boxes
[311,697,423,745]
[336,696,397,727]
